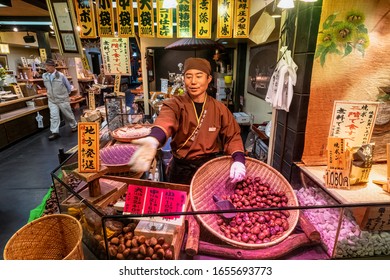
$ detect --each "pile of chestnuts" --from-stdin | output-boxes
[217,176,291,244]
[96,221,174,260]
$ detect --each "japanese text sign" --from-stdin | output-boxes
[325,137,350,189]
[101,37,131,75]
[39,48,47,63]
[74,0,97,38]
[234,0,250,38]
[78,122,100,173]
[361,207,390,231]
[157,0,173,38]
[177,0,193,38]
[217,0,233,38]
[329,101,379,149]
[97,0,115,37]
[117,0,135,37]
[137,0,154,37]
[196,0,212,38]
[123,184,188,226]
[114,74,121,93]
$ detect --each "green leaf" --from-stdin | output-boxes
[344,43,353,56]
[315,44,326,58]
[320,47,330,67]
[357,24,368,33]
[331,21,343,27]
[323,13,338,30]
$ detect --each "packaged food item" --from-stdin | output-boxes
[349,143,375,185]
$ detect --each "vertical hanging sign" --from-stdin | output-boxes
[234,0,250,38]
[97,0,115,37]
[217,0,233,38]
[101,37,131,75]
[74,0,97,38]
[196,0,212,38]
[177,0,192,38]
[78,122,100,173]
[117,0,135,37]
[137,0,154,37]
[157,0,173,38]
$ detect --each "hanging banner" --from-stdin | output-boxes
[82,51,90,71]
[101,37,131,75]
[74,0,97,38]
[177,0,192,38]
[157,0,173,38]
[137,0,154,37]
[234,0,250,38]
[78,122,100,173]
[217,0,233,38]
[196,0,212,38]
[97,0,115,37]
[117,0,135,37]
[39,48,47,63]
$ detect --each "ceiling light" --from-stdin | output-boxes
[300,0,317,2]
[0,0,12,8]
[162,0,177,8]
[13,27,18,32]
[278,0,295,9]
[0,21,52,25]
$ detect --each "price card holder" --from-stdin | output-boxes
[21,57,28,68]
[88,89,96,110]
[123,184,187,226]
[325,137,351,189]
[13,84,24,98]
[114,74,121,94]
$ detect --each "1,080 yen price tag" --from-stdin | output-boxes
[324,168,350,189]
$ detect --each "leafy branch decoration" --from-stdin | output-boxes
[315,10,370,67]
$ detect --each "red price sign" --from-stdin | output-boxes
[123,184,187,225]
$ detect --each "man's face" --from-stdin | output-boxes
[184,69,212,101]
[45,64,55,73]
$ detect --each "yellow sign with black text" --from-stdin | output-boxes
[217,0,233,38]
[177,0,193,38]
[117,0,135,37]
[234,0,250,38]
[74,0,97,38]
[137,0,154,37]
[97,0,115,37]
[157,0,173,38]
[78,122,100,173]
[196,0,212,38]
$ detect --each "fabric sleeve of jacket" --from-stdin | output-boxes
[152,97,181,139]
[61,74,72,93]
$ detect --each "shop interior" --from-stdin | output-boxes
[0,0,390,261]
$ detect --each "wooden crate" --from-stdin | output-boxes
[100,176,190,260]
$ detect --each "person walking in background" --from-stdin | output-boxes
[42,59,78,140]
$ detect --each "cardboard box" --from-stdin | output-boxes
[233,112,251,124]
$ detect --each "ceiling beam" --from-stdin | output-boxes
[21,0,48,10]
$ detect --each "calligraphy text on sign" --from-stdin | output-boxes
[78,122,100,173]
[75,0,97,38]
[324,168,350,189]
[157,0,173,38]
[98,0,115,36]
[137,0,154,37]
[362,207,390,231]
[117,0,135,37]
[234,0,250,38]
[101,37,131,75]
[123,184,187,226]
[177,0,192,38]
[217,0,233,38]
[196,0,212,38]
[329,101,379,148]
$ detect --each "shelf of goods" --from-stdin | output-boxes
[293,163,390,259]
[0,94,50,149]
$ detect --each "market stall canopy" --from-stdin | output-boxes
[165,38,225,51]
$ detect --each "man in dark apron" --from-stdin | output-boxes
[129,58,246,185]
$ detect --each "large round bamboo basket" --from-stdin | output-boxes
[190,156,299,249]
[3,214,84,260]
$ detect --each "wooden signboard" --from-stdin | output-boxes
[117,0,135,37]
[157,0,173,38]
[195,0,212,38]
[97,0,115,37]
[329,101,379,149]
[325,137,351,189]
[88,90,96,110]
[217,0,233,38]
[78,122,99,173]
[234,0,250,38]
[137,0,154,37]
[123,184,187,226]
[74,0,97,38]
[177,0,192,38]
[13,84,24,99]
[101,37,131,75]
[114,74,121,93]
[361,207,390,231]
[39,48,47,63]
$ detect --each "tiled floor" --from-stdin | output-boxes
[0,122,78,259]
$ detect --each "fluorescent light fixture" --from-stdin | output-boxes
[0,21,52,25]
[278,0,294,9]
[162,0,177,8]
[300,0,317,2]
[271,14,282,18]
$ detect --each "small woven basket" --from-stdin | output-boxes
[3,214,84,260]
[190,156,299,249]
